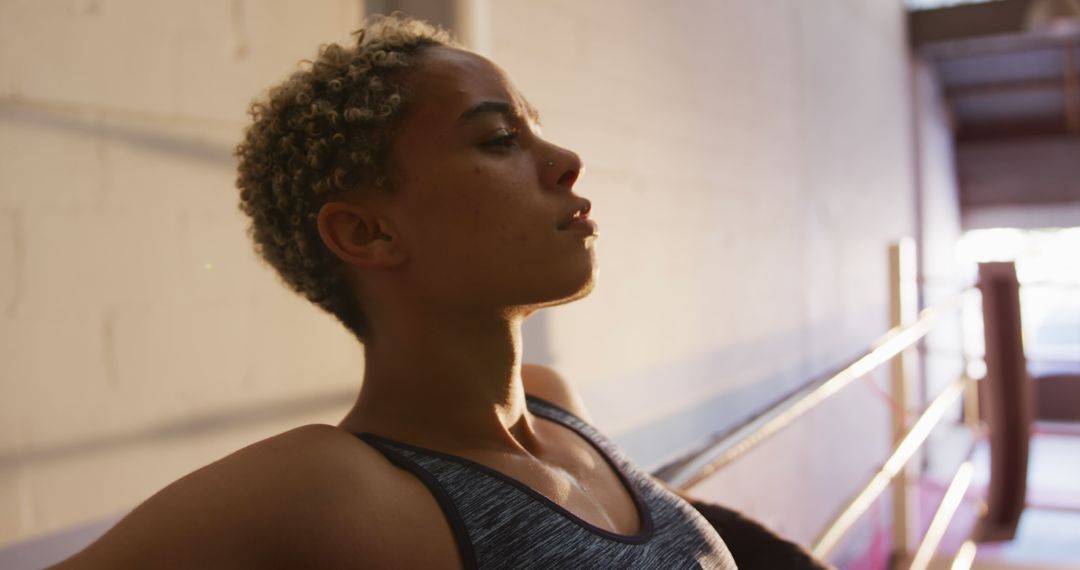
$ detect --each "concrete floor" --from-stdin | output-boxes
[924,430,1080,570]
[973,508,1080,569]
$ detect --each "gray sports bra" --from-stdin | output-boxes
[355,395,738,569]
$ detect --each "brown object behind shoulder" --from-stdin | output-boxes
[691,502,835,570]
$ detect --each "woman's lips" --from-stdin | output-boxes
[559,217,598,236]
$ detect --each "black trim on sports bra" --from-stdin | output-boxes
[356,433,479,570]
[354,395,655,544]
[523,394,656,542]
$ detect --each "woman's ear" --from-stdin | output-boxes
[316,200,407,269]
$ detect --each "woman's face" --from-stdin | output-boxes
[383,46,597,313]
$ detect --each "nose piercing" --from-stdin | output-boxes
[546,160,555,167]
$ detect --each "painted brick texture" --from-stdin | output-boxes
[0,0,363,545]
[489,0,921,546]
[0,0,945,556]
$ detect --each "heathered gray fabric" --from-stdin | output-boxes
[357,396,738,569]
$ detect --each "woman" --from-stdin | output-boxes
[54,15,823,569]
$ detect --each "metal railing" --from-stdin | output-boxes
[661,294,963,490]
[662,239,985,569]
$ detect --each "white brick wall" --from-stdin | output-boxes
[490,0,924,547]
[0,0,364,545]
[0,0,958,558]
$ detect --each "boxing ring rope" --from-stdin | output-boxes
[659,239,985,569]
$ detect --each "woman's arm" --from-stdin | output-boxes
[49,424,369,569]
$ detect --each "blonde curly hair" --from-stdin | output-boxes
[234,15,455,340]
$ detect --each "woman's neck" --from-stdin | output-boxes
[338,311,541,454]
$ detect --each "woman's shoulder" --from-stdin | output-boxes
[522,363,593,422]
[53,424,457,569]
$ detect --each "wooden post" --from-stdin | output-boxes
[976,261,1031,541]
[889,238,920,567]
[453,0,493,57]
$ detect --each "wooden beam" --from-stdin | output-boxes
[945,77,1064,99]
[921,31,1080,60]
[910,0,1033,46]
[957,118,1069,141]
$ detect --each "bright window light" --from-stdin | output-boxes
[956,227,1080,284]
[956,227,1080,376]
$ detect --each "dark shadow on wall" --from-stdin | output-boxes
[0,388,356,473]
[0,310,557,474]
[0,101,236,167]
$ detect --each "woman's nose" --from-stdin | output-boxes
[544,146,583,192]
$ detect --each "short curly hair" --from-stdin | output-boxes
[235,15,454,341]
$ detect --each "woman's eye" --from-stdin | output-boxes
[483,131,519,149]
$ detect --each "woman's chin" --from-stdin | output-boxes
[529,268,598,309]
[494,250,599,310]
[566,253,599,299]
